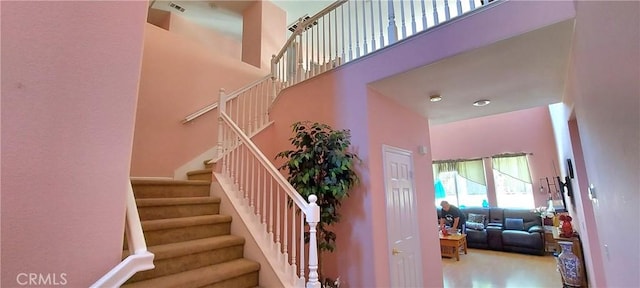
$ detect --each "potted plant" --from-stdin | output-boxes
[275,121,360,286]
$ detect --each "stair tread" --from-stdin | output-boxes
[121,258,260,288]
[123,235,245,261]
[142,215,232,231]
[136,197,220,207]
[186,168,213,175]
[131,179,211,186]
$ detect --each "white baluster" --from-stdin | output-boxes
[444,0,451,21]
[432,0,439,26]
[421,0,427,33]
[268,178,274,236]
[306,195,320,288]
[250,157,255,210]
[321,15,326,73]
[341,4,346,63]
[304,30,313,79]
[328,14,332,69]
[400,0,407,39]
[456,0,463,17]
[299,211,305,278]
[469,0,476,10]
[410,0,417,35]
[262,169,266,225]
[354,1,361,57]
[369,0,376,50]
[291,203,297,271]
[310,27,315,77]
[388,0,398,43]
[238,146,244,198]
[256,167,261,220]
[276,187,281,251]
[334,10,339,65]
[217,88,226,159]
[361,0,368,55]
[348,1,353,61]
[378,0,385,47]
[316,22,320,75]
[283,192,289,266]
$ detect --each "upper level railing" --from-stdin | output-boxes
[272,0,492,89]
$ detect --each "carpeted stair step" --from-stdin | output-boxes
[121,258,260,288]
[141,215,232,246]
[203,159,215,169]
[132,179,211,198]
[123,235,246,283]
[136,197,221,220]
[187,168,213,181]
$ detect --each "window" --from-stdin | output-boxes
[492,155,534,209]
[433,159,488,208]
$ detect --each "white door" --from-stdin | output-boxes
[383,145,423,288]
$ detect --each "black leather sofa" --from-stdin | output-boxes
[438,207,545,255]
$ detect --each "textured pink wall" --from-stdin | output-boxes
[242,1,286,70]
[168,12,242,60]
[366,88,443,287]
[131,23,264,177]
[430,107,560,208]
[554,1,639,286]
[1,1,146,286]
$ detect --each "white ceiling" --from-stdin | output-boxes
[369,19,575,125]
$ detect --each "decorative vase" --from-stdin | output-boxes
[561,220,574,237]
[557,241,582,287]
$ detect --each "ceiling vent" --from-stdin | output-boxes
[288,15,318,32]
[169,2,185,13]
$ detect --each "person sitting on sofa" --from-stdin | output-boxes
[439,201,466,233]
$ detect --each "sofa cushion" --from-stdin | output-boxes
[466,221,485,230]
[505,217,525,231]
[468,213,486,224]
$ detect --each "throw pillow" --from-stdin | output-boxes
[466,221,485,231]
[504,217,525,231]
[468,213,486,224]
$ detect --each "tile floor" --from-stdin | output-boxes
[442,248,562,288]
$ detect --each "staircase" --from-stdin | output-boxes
[122,162,260,288]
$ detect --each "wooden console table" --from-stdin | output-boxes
[439,233,467,261]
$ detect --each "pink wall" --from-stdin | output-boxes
[366,88,443,287]
[168,11,242,60]
[430,106,560,208]
[1,1,146,286]
[147,8,171,30]
[131,23,264,177]
[242,1,286,70]
[549,1,639,286]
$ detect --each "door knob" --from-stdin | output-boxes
[392,247,402,256]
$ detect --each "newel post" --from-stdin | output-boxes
[306,195,321,288]
[216,88,226,160]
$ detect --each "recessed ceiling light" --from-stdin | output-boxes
[430,95,443,102]
[473,99,490,107]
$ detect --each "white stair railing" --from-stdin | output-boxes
[216,89,321,288]
[272,0,493,90]
[91,182,154,287]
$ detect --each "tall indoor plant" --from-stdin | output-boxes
[275,121,360,286]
